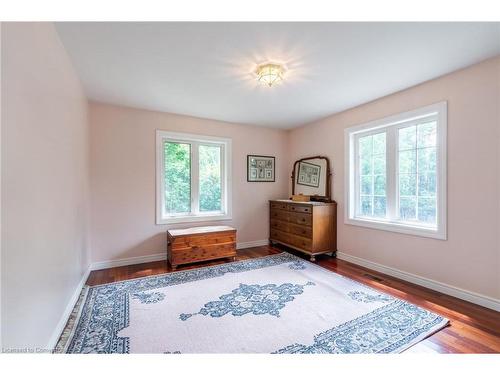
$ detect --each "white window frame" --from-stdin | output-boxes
[156,130,232,225]
[345,102,447,240]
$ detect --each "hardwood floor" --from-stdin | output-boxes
[86,245,500,353]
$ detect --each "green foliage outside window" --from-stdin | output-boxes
[398,122,437,223]
[164,142,191,214]
[164,141,222,214]
[199,145,222,212]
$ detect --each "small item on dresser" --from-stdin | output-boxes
[310,195,330,203]
[291,194,310,202]
[167,226,237,270]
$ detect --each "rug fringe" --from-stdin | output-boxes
[54,286,90,353]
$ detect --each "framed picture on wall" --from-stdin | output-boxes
[247,155,275,182]
[297,161,321,188]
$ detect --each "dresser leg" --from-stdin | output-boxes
[309,254,316,262]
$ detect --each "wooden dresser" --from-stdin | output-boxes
[269,200,337,261]
[167,226,237,270]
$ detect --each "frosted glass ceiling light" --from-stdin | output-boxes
[255,63,285,87]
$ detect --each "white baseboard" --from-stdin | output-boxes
[47,264,92,351]
[91,253,167,271]
[237,239,269,249]
[90,240,270,271]
[337,251,500,312]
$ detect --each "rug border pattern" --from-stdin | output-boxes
[61,252,448,354]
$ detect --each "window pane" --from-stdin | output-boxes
[400,197,417,220]
[357,132,386,219]
[164,142,191,214]
[417,121,437,148]
[374,175,386,195]
[397,122,438,225]
[361,176,373,195]
[359,135,373,157]
[360,156,372,175]
[399,174,417,196]
[372,133,386,155]
[418,198,436,223]
[373,155,385,175]
[374,196,386,217]
[399,150,416,174]
[399,126,416,150]
[417,147,436,173]
[199,144,222,212]
[418,173,436,197]
[360,196,372,216]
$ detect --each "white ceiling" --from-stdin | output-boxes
[55,22,500,129]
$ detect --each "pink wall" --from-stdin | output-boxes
[89,102,289,263]
[3,23,498,350]
[1,23,90,348]
[89,58,499,302]
[289,57,500,300]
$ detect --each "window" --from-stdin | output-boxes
[345,102,447,239]
[156,131,231,224]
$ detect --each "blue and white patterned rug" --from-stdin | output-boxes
[60,252,448,353]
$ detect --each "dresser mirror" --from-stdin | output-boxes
[291,156,332,202]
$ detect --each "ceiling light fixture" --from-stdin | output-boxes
[255,63,285,87]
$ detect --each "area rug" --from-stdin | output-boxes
[59,252,448,353]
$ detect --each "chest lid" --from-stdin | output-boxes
[167,225,236,238]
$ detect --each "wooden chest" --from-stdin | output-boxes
[167,226,237,270]
[269,200,337,261]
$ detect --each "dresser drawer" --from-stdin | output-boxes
[288,204,312,214]
[270,208,289,222]
[270,229,311,250]
[288,211,312,226]
[288,222,312,238]
[289,234,312,250]
[270,228,289,243]
[270,201,288,210]
[270,219,289,233]
[171,242,236,264]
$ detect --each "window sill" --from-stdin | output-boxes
[157,213,232,225]
[345,216,446,240]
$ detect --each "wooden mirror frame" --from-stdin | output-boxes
[291,155,332,202]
